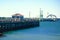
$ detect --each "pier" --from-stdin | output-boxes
[0,19,39,32]
[0,13,39,33]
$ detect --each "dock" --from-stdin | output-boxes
[0,13,39,33]
[0,18,39,33]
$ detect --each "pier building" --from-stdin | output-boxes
[12,13,24,21]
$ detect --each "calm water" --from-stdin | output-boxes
[0,21,60,40]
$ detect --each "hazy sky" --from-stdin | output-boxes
[0,0,60,18]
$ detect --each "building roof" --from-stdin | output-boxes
[12,13,23,16]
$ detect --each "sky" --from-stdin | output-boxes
[0,0,60,18]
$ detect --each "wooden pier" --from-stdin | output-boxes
[0,20,39,33]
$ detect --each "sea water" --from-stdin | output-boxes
[0,21,60,40]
